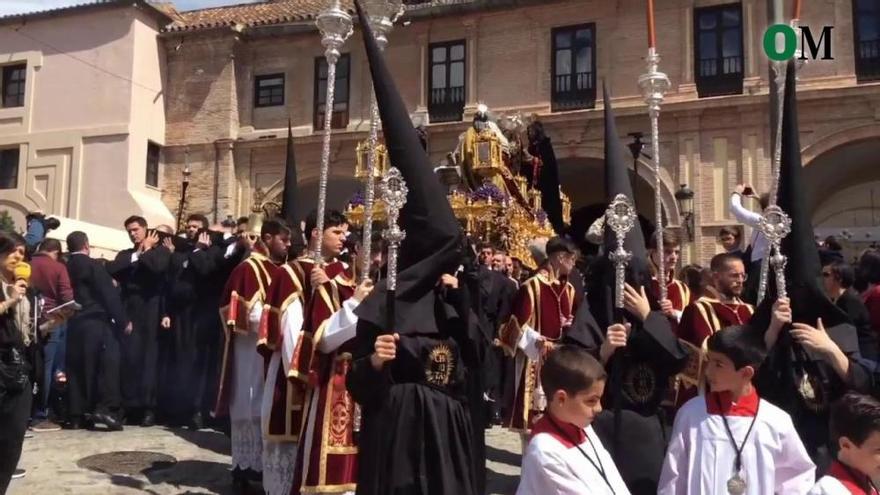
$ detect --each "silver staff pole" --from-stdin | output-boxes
[313,0,353,260]
[757,40,791,303]
[359,0,404,282]
[380,167,408,333]
[639,41,671,301]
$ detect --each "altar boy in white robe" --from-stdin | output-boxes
[517,345,630,495]
[809,393,880,495]
[658,325,815,495]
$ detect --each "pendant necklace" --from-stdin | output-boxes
[715,393,760,495]
[546,416,615,494]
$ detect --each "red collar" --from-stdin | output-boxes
[706,389,760,417]
[530,414,587,449]
[827,460,878,495]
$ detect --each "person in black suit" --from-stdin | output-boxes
[65,231,127,431]
[823,260,878,362]
[106,216,170,426]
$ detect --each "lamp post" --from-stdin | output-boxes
[176,149,191,234]
[314,0,353,259]
[359,0,404,282]
[627,132,646,211]
[674,183,695,243]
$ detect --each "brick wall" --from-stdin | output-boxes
[160,0,879,266]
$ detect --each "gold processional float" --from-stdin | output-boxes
[344,110,571,269]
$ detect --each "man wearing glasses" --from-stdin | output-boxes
[673,253,755,410]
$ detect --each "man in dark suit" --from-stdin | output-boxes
[65,231,128,430]
[106,216,170,426]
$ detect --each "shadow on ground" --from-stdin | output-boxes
[107,459,233,495]
[486,445,521,467]
[167,427,232,457]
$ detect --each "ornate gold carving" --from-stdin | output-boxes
[425,344,455,387]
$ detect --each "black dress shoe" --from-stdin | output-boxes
[93,413,123,431]
[142,410,156,427]
[188,412,204,431]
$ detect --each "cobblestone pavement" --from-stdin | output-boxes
[10,425,522,495]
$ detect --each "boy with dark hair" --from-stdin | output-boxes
[500,236,579,435]
[810,393,880,494]
[517,345,628,494]
[659,325,815,494]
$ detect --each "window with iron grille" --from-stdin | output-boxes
[428,40,466,123]
[2,64,25,108]
[315,54,350,130]
[255,73,285,108]
[0,148,19,190]
[854,0,880,81]
[694,4,744,98]
[551,24,596,112]
[146,142,160,188]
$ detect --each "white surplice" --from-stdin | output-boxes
[260,298,304,495]
[810,477,857,495]
[517,420,630,495]
[658,391,815,495]
[230,303,267,472]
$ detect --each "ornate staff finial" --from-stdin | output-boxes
[606,194,637,310]
[756,205,792,300]
[381,167,408,293]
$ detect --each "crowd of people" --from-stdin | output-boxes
[4,8,880,495]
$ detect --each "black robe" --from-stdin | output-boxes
[347,289,481,495]
[157,244,218,422]
[567,296,688,495]
[107,245,170,412]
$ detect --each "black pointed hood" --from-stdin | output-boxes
[752,60,854,346]
[578,85,653,331]
[353,0,462,334]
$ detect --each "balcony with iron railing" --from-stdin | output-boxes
[429,86,465,123]
[857,39,880,82]
[552,71,596,111]
[696,55,743,97]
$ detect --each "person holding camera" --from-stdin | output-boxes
[23,212,60,255]
[731,184,770,303]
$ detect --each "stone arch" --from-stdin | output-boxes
[799,125,880,244]
[554,143,682,225]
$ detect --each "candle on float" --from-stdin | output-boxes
[646,0,656,48]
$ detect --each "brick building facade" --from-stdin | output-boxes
[159,0,880,263]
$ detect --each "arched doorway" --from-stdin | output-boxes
[803,135,880,251]
[557,156,674,254]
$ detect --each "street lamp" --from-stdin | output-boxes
[675,183,695,242]
[627,132,646,210]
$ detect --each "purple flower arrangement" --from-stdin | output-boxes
[348,190,365,207]
[535,209,548,224]
[469,183,507,203]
